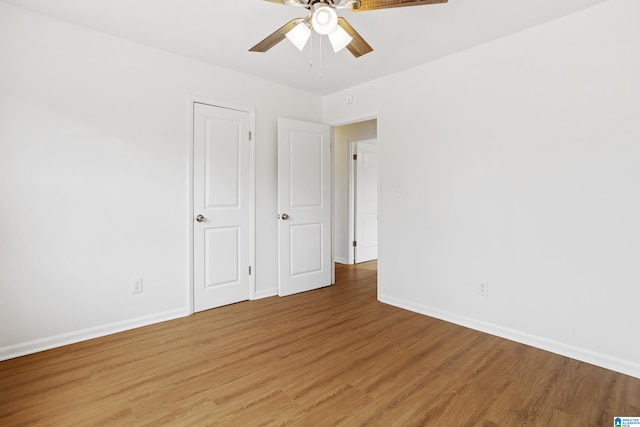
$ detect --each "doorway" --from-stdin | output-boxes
[332,118,378,265]
[352,139,378,263]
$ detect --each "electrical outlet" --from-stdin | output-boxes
[132,277,143,294]
[479,281,489,297]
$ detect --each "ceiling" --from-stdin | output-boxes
[3,0,608,95]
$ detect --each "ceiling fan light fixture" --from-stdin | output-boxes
[328,25,352,52]
[312,6,338,35]
[285,21,311,50]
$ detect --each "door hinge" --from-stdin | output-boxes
[249,266,252,275]
[352,240,357,247]
[249,131,252,141]
[353,154,357,160]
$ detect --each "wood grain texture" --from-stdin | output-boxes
[354,0,448,11]
[249,18,304,52]
[1,261,639,426]
[338,17,373,58]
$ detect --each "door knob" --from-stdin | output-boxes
[281,213,290,220]
[196,214,206,223]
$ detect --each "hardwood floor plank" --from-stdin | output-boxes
[2,261,639,426]
[341,333,501,425]
[281,383,372,426]
[128,383,218,422]
[213,389,298,426]
[481,346,574,426]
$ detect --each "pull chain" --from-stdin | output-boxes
[307,33,324,79]
[309,31,313,67]
[318,36,323,79]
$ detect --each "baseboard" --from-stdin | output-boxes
[379,293,640,380]
[0,308,190,362]
[254,288,278,300]
[334,257,350,265]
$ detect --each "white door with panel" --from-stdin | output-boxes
[355,140,378,263]
[193,102,252,312]
[277,118,332,297]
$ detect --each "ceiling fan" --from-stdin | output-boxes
[250,0,448,58]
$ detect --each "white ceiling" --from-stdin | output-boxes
[3,0,608,95]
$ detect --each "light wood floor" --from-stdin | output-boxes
[1,262,639,426]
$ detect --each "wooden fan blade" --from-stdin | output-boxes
[337,17,373,58]
[249,18,304,53]
[353,0,447,11]
[263,0,309,5]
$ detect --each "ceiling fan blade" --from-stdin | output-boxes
[352,0,447,11]
[337,17,373,58]
[263,0,309,5]
[249,18,304,53]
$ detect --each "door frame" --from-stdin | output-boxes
[188,97,256,314]
[328,111,382,266]
[349,137,378,264]
[329,111,380,272]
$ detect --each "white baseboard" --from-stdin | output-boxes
[0,308,190,362]
[254,288,278,300]
[379,293,640,380]
[334,257,350,265]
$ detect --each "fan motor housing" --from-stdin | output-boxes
[287,0,361,9]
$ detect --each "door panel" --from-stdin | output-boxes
[194,103,251,311]
[290,133,323,207]
[355,140,378,263]
[278,118,332,297]
[205,118,241,207]
[205,226,240,287]
[290,223,323,276]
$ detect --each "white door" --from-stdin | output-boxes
[193,102,251,312]
[355,140,378,263]
[278,118,332,297]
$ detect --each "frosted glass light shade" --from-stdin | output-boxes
[312,6,338,35]
[285,22,311,51]
[328,25,352,53]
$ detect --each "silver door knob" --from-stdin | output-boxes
[196,214,206,223]
[281,213,290,220]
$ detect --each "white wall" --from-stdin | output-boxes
[324,0,640,378]
[333,120,377,264]
[0,3,322,358]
